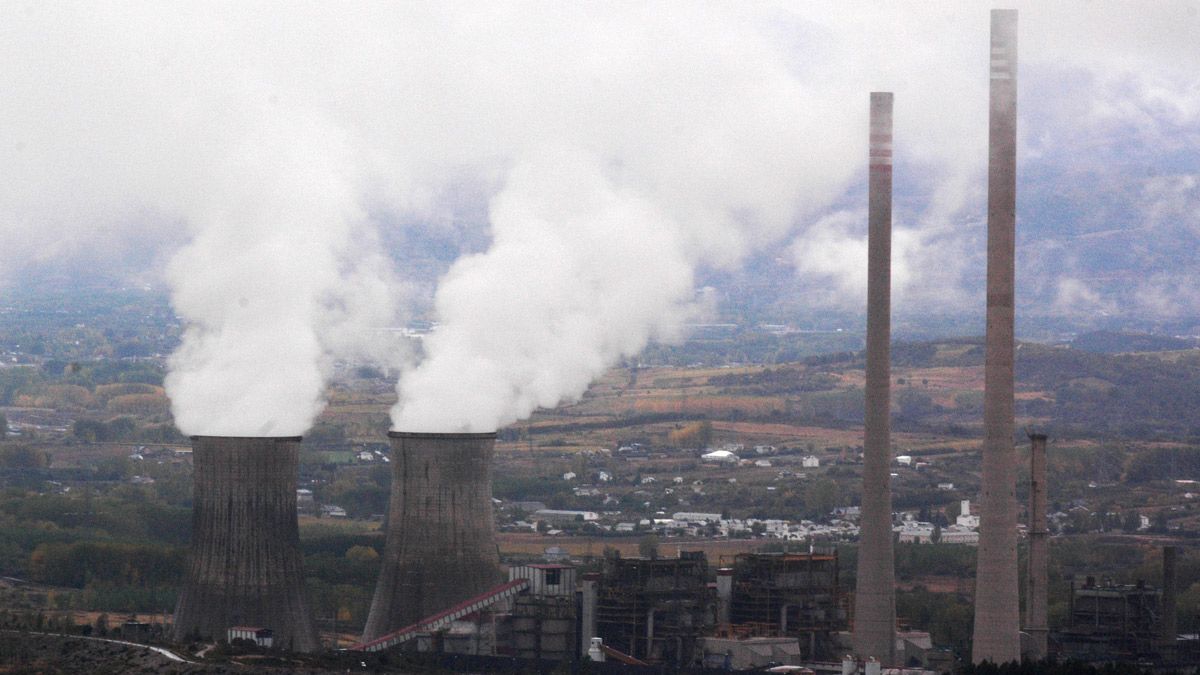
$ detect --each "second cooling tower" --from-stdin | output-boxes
[362,431,503,642]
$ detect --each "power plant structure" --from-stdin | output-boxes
[352,550,853,671]
[854,90,896,665]
[590,550,713,665]
[726,551,844,658]
[1025,432,1049,660]
[362,431,504,643]
[173,435,320,652]
[973,8,1021,665]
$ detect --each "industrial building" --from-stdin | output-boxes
[724,552,844,660]
[1056,576,1168,661]
[590,550,714,665]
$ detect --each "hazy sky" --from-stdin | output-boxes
[1,2,1197,432]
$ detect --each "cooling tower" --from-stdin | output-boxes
[173,436,319,652]
[972,8,1020,665]
[1025,433,1048,660]
[853,91,896,665]
[362,431,503,642]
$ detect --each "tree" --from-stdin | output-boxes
[1121,510,1141,533]
[638,534,660,559]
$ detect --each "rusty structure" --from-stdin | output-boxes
[1025,432,1049,659]
[173,436,319,652]
[593,551,713,665]
[728,551,844,660]
[973,8,1021,665]
[362,431,503,643]
[855,90,897,665]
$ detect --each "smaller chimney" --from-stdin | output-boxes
[1024,433,1049,660]
[1162,546,1178,650]
[581,572,600,656]
[961,499,971,516]
[716,568,734,629]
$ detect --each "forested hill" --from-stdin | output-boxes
[854,337,1200,441]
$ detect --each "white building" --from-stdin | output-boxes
[895,455,913,466]
[702,449,738,464]
[563,472,577,481]
[940,526,979,545]
[672,512,723,523]
[801,455,821,468]
[534,509,599,523]
[956,500,979,528]
[228,626,273,648]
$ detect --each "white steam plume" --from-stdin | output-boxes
[4,3,1198,436]
[164,115,399,436]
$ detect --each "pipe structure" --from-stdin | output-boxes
[1024,433,1048,660]
[582,572,600,655]
[173,436,319,652]
[973,9,1020,665]
[1162,546,1178,650]
[362,431,503,642]
[854,91,896,666]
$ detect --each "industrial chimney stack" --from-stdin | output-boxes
[1162,546,1178,651]
[362,431,504,642]
[973,8,1021,664]
[1024,432,1048,660]
[173,436,319,652]
[853,91,896,665]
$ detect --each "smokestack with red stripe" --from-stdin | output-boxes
[973,8,1021,665]
[853,91,896,665]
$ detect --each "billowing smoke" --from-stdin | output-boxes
[387,8,858,432]
[3,4,1197,435]
[163,116,400,436]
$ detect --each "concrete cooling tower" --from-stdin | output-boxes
[173,435,319,652]
[361,431,503,642]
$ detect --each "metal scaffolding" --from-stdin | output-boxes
[593,551,713,665]
[727,551,844,660]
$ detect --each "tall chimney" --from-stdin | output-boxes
[362,431,503,642]
[973,8,1021,665]
[1024,433,1048,660]
[173,436,319,652]
[1162,546,1178,650]
[854,91,896,665]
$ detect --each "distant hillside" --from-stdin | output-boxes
[1069,330,1197,354]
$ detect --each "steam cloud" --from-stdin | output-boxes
[2,4,1197,435]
